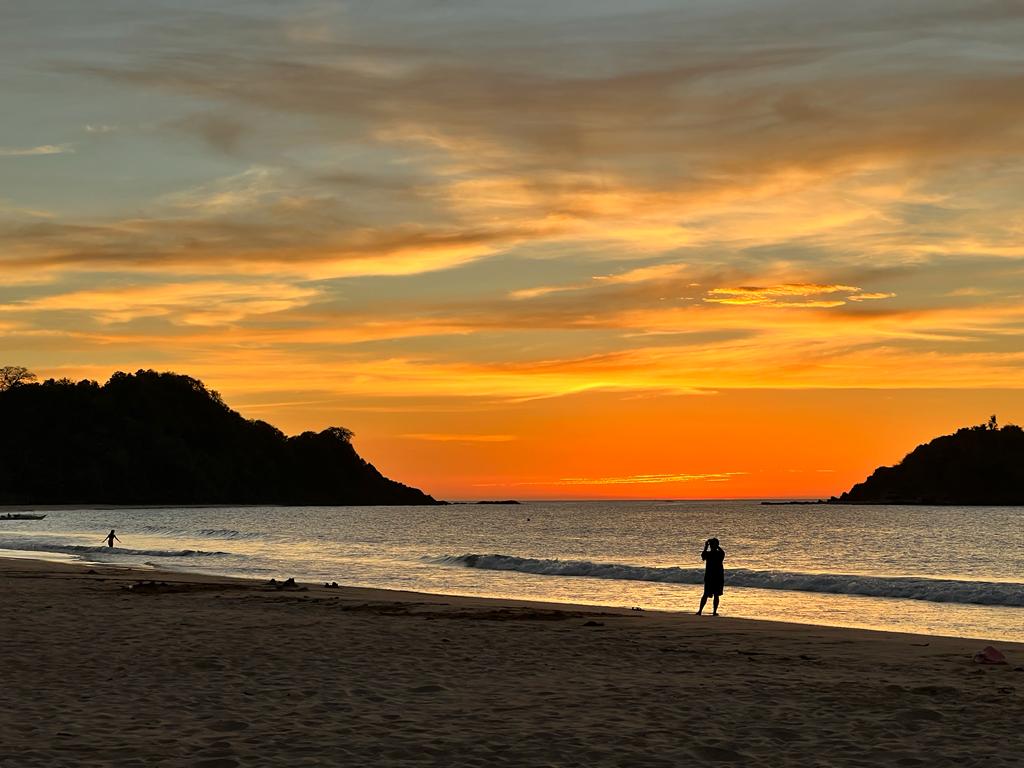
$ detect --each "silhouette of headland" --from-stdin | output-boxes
[829,417,1024,505]
[0,369,443,505]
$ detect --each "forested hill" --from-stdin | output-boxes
[0,369,442,505]
[834,419,1024,505]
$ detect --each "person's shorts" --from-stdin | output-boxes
[703,584,723,597]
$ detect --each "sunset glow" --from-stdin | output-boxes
[3,1,1023,499]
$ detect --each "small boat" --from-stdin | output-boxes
[0,513,46,521]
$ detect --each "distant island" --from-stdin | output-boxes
[0,367,442,506]
[830,417,1024,505]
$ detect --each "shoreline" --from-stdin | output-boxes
[2,548,1021,643]
[1,515,1022,643]
[3,556,1022,766]
[2,552,1020,647]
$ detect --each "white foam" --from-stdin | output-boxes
[432,553,1024,607]
[0,539,228,559]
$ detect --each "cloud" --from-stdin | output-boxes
[704,284,863,307]
[2,0,1023,415]
[553,472,746,485]
[168,112,246,153]
[510,262,688,300]
[594,263,688,285]
[66,4,1024,196]
[164,167,280,214]
[11,296,1024,410]
[2,281,320,325]
[946,287,997,298]
[402,433,518,442]
[0,205,532,280]
[475,472,748,486]
[0,144,74,157]
[848,292,896,301]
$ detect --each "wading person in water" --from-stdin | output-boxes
[104,530,120,548]
[697,537,725,616]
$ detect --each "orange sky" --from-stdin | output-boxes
[2,2,1024,499]
[287,388,1024,500]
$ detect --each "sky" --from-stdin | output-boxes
[2,1,1023,499]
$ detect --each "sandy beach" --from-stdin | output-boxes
[1,558,1021,768]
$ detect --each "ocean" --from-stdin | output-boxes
[1,500,1021,641]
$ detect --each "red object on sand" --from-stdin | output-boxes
[973,646,1007,665]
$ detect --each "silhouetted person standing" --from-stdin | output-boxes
[697,537,725,616]
[104,530,120,548]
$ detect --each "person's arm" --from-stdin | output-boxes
[114,535,121,542]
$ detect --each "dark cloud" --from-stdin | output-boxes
[0,212,533,272]
[167,112,248,154]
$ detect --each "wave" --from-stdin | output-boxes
[431,554,1024,608]
[0,540,228,558]
[136,525,261,540]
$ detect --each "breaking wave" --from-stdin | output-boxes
[0,540,229,558]
[431,554,1024,608]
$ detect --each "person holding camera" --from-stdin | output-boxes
[697,537,725,616]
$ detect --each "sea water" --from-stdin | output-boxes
[1,501,1021,641]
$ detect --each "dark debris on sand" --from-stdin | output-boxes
[266,577,307,592]
[123,580,251,595]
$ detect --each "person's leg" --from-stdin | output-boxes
[697,594,708,615]
[712,595,720,615]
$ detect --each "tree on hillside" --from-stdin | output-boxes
[323,426,355,442]
[0,368,438,505]
[0,366,37,391]
[836,417,1024,504]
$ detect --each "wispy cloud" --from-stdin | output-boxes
[553,472,746,486]
[594,263,689,286]
[946,287,996,298]
[708,284,858,298]
[704,284,892,308]
[474,472,747,486]
[0,143,74,157]
[848,292,896,302]
[402,433,518,442]
[1,281,320,325]
[511,262,688,300]
[164,167,279,214]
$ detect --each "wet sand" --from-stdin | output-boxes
[1,557,1021,767]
